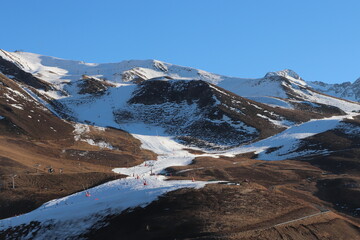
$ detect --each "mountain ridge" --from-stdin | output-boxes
[1,49,360,112]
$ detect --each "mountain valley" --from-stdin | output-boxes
[0,50,359,239]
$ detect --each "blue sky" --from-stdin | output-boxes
[1,0,359,83]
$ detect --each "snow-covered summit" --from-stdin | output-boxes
[265,69,301,80]
[264,69,307,86]
[0,50,312,97]
[2,49,360,113]
[0,49,224,85]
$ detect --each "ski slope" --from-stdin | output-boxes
[0,123,215,239]
[0,176,207,239]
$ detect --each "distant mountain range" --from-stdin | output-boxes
[309,78,360,102]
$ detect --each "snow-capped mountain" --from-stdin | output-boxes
[1,49,360,148]
[1,49,360,112]
[1,49,360,239]
[309,78,360,102]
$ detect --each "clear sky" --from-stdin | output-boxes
[1,0,359,83]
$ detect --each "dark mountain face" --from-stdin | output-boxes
[0,56,53,91]
[115,80,259,148]
[0,73,73,140]
[77,76,109,95]
[117,79,351,149]
[114,80,318,148]
[129,80,216,107]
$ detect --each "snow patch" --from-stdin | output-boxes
[256,114,294,128]
[216,115,348,160]
[4,93,17,102]
[72,123,114,149]
[82,139,115,150]
[73,123,90,141]
[247,97,293,109]
[10,104,23,110]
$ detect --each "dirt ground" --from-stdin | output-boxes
[0,126,156,219]
[1,136,360,239]
[83,155,360,240]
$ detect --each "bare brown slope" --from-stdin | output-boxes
[84,157,360,240]
[0,125,156,219]
[0,74,156,219]
[0,73,73,140]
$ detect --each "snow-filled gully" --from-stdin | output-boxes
[0,130,213,239]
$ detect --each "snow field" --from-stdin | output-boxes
[217,115,351,160]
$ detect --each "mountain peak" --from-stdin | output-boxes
[265,69,301,80]
[264,69,307,86]
[353,77,360,85]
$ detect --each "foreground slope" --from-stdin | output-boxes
[87,160,360,240]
